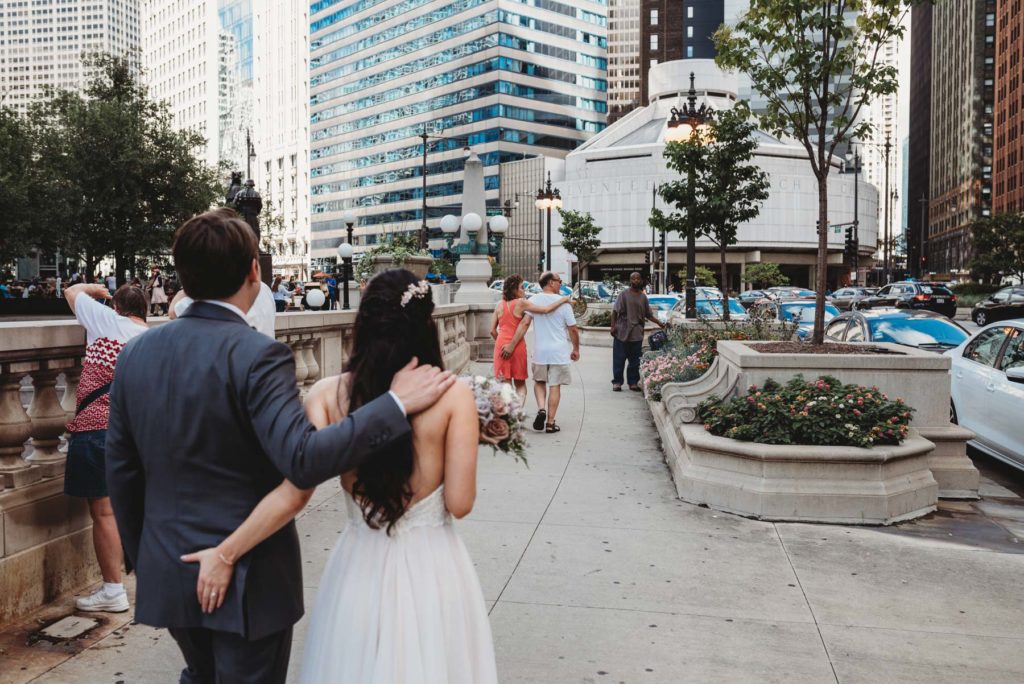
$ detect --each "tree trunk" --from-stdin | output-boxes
[813,177,829,344]
[720,245,730,322]
[114,251,126,287]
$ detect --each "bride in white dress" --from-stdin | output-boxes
[298,269,497,683]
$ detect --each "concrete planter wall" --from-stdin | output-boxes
[658,341,979,499]
[649,399,938,524]
[368,254,433,280]
[578,324,659,348]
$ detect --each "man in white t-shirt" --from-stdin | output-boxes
[520,271,579,434]
[105,273,117,295]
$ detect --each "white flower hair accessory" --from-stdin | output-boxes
[400,280,431,308]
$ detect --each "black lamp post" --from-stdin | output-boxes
[665,72,714,320]
[535,172,562,272]
[336,242,353,310]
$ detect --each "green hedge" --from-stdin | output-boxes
[951,283,1001,295]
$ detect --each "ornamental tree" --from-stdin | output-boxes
[658,105,770,320]
[742,262,790,289]
[558,209,602,283]
[969,213,1024,284]
[715,0,912,341]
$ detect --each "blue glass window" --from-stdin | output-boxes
[312,176,501,214]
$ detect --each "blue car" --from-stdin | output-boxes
[825,309,968,352]
[769,301,841,340]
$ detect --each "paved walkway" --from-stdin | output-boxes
[13,347,1024,683]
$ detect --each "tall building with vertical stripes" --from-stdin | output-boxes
[308,0,609,262]
[0,0,139,111]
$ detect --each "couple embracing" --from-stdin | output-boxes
[106,211,497,682]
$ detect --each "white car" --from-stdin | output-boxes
[945,320,1024,470]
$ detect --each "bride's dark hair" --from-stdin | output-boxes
[342,268,443,533]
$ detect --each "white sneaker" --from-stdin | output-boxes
[75,587,129,613]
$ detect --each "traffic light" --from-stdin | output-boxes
[659,230,667,251]
[843,226,856,262]
[644,251,650,266]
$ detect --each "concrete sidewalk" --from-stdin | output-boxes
[16,347,1024,683]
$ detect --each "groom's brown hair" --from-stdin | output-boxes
[173,209,258,300]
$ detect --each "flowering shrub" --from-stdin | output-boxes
[640,350,711,400]
[697,375,914,448]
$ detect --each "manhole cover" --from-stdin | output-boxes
[39,616,99,640]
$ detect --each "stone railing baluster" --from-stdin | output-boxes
[292,338,309,387]
[25,360,75,477]
[0,363,41,488]
[60,364,82,422]
[301,339,320,388]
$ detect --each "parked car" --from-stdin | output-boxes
[737,290,770,308]
[647,294,682,324]
[751,300,840,340]
[766,287,816,301]
[823,309,968,352]
[946,320,1024,470]
[971,286,1024,326]
[854,281,957,317]
[668,297,749,323]
[828,286,878,311]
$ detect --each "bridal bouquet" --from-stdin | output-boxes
[459,375,529,466]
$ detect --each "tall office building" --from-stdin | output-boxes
[907,2,932,277]
[928,0,995,275]
[993,0,1024,214]
[639,0,723,105]
[141,0,253,171]
[253,0,310,279]
[608,0,641,123]
[308,0,609,261]
[0,0,139,111]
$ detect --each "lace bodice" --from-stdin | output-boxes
[343,485,450,535]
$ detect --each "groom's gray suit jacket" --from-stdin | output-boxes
[106,301,410,639]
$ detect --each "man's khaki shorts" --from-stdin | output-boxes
[532,363,572,386]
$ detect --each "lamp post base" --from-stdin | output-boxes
[454,254,496,304]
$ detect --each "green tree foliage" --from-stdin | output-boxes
[0,107,39,265]
[558,209,602,282]
[969,213,1024,284]
[742,262,791,289]
[25,53,221,282]
[657,105,770,319]
[686,266,718,287]
[715,0,911,341]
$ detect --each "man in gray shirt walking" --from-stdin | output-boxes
[610,272,664,391]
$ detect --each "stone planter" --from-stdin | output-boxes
[578,324,659,348]
[658,340,979,499]
[367,254,433,279]
[649,400,938,525]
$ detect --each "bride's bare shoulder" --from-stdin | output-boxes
[305,373,349,426]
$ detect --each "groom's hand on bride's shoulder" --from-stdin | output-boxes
[390,357,456,415]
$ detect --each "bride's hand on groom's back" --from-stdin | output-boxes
[390,358,456,415]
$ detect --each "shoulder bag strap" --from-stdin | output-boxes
[76,382,112,416]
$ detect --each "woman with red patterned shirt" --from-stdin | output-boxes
[65,282,149,613]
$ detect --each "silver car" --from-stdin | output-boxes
[946,320,1024,470]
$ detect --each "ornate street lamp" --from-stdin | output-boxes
[664,72,714,319]
[337,241,354,310]
[535,172,562,272]
[440,213,509,265]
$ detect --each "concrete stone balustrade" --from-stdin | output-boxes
[0,304,475,627]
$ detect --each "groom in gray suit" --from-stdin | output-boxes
[105,210,454,683]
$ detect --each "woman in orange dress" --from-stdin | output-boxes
[490,274,569,405]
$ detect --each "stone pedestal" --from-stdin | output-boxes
[454,255,496,305]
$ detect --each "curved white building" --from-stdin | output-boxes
[550,60,879,290]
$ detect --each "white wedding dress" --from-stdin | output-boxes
[300,485,498,683]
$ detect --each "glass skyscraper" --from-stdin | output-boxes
[308,0,609,260]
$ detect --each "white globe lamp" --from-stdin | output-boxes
[306,288,326,309]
